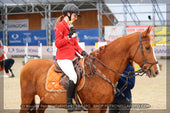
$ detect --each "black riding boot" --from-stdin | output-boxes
[67,80,76,112]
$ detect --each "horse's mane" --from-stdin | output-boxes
[90,32,139,58]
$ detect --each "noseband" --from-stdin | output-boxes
[131,33,158,70]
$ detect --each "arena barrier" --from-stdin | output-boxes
[24,41,42,63]
[52,42,57,60]
[95,41,108,49]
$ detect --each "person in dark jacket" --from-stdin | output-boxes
[109,62,135,113]
[0,58,15,77]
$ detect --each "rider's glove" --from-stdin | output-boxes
[81,51,88,57]
[68,27,76,38]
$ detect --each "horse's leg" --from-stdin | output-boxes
[20,83,36,113]
[88,105,108,113]
[37,102,48,113]
[28,97,36,113]
[20,95,36,113]
[88,110,101,113]
[100,106,107,113]
[88,107,102,113]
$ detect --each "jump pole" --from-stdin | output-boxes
[24,41,42,63]
[52,42,57,60]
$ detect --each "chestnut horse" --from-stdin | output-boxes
[20,26,159,113]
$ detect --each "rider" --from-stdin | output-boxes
[54,3,88,112]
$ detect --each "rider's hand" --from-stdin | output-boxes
[68,27,76,38]
[81,51,88,57]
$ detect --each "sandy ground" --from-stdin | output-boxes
[0,57,168,113]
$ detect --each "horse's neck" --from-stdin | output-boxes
[89,34,137,76]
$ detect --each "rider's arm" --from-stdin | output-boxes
[72,37,83,54]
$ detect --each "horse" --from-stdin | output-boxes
[20,26,159,113]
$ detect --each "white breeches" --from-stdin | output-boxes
[57,59,77,84]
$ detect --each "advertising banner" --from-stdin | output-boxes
[7,19,29,31]
[7,46,53,56]
[104,24,124,41]
[154,26,170,45]
[6,45,169,57]
[52,30,55,42]
[154,36,166,45]
[52,28,99,45]
[0,31,3,43]
[126,25,154,41]
[154,26,166,35]
[76,28,99,45]
[8,30,47,46]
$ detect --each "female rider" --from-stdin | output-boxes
[54,3,88,112]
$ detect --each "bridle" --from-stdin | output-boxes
[84,32,158,94]
[131,33,158,72]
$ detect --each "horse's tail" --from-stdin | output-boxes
[20,60,37,113]
[20,59,53,113]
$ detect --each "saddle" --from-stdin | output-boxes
[54,58,83,89]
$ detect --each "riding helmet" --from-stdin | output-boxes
[62,3,79,15]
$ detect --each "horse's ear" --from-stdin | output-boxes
[142,26,152,37]
[146,26,152,34]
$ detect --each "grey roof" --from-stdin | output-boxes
[0,0,101,15]
[0,0,97,6]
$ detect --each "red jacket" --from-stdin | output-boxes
[54,19,83,60]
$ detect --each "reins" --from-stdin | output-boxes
[83,32,158,95]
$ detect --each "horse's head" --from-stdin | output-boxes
[130,26,159,77]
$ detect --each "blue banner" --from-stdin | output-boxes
[76,28,99,45]
[52,30,55,42]
[8,30,47,46]
[52,28,99,45]
[0,31,3,43]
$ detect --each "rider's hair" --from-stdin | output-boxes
[55,15,64,28]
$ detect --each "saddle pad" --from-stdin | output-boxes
[45,64,85,92]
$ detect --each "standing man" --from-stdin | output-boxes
[109,62,135,113]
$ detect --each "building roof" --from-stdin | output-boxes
[0,0,100,15]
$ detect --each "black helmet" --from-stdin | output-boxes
[62,3,79,15]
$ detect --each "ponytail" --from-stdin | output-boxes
[55,15,64,27]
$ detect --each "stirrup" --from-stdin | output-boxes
[67,104,75,112]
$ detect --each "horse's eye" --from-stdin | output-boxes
[145,46,150,50]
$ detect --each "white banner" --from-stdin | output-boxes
[7,46,53,56]
[8,19,29,31]
[6,46,169,57]
[104,23,125,41]
[0,19,28,31]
